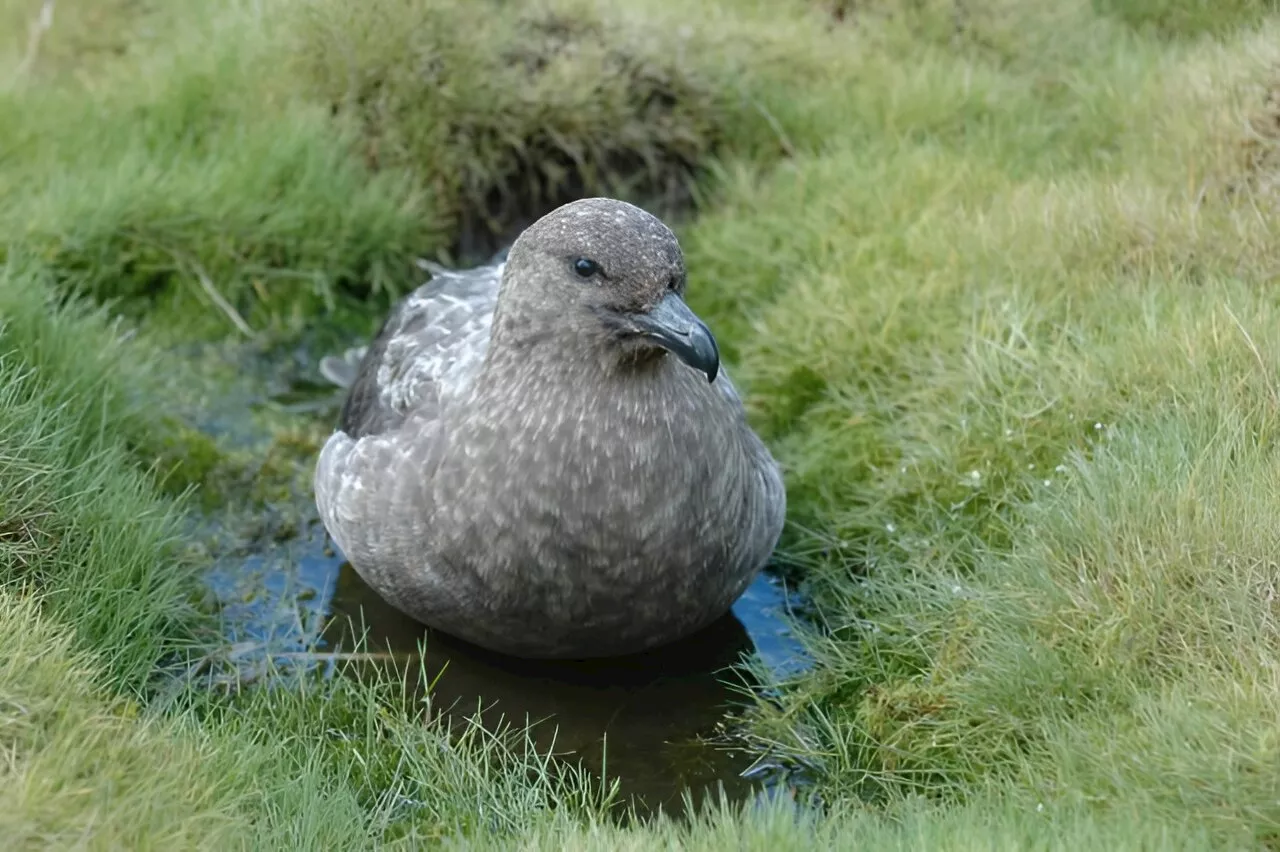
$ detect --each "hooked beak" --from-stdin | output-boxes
[630,291,720,383]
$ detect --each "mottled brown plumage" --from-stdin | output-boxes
[314,198,785,658]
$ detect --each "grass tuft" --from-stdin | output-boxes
[0,257,207,695]
[289,0,731,255]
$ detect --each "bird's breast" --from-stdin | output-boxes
[434,373,752,576]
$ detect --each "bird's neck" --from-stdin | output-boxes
[457,333,734,456]
[482,324,660,390]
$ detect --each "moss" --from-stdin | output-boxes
[144,420,227,500]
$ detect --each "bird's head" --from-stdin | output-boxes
[496,197,720,383]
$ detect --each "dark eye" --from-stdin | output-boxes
[573,257,600,279]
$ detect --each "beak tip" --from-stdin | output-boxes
[629,292,722,384]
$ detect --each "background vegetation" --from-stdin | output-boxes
[2,0,1279,846]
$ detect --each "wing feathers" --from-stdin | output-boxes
[331,264,502,439]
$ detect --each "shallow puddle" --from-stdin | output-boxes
[205,515,811,817]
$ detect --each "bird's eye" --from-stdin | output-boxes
[573,257,601,279]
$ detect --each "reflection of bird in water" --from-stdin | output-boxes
[324,562,765,818]
[313,197,787,660]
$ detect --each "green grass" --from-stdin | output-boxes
[0,0,813,340]
[0,256,207,694]
[1095,0,1279,37]
[3,0,1280,846]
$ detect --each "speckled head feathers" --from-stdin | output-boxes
[496,198,687,318]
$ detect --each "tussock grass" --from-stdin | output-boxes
[0,81,427,335]
[290,0,727,248]
[510,793,1224,851]
[0,0,822,337]
[0,590,623,846]
[0,257,207,694]
[3,0,1280,846]
[0,0,170,83]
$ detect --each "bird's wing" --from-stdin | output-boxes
[334,263,502,439]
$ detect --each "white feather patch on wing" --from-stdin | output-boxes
[373,269,499,416]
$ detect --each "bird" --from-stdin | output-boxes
[313,197,786,659]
